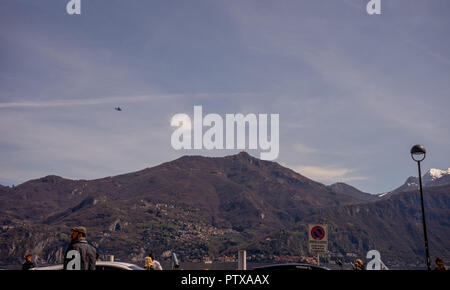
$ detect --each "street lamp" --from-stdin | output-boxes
[410,144,431,270]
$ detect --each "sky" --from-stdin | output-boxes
[1,0,449,194]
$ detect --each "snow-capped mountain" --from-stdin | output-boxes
[422,168,450,186]
[379,168,450,198]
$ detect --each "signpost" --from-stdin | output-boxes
[308,224,328,265]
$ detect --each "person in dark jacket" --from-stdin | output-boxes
[435,258,447,271]
[63,226,97,270]
[22,254,37,270]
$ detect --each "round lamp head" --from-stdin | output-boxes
[411,144,426,162]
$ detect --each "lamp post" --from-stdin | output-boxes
[410,144,431,270]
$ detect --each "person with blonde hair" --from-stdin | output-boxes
[353,259,365,270]
[145,254,153,270]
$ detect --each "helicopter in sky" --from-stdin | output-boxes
[115,107,122,111]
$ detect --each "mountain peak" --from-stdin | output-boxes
[422,168,450,187]
[380,167,450,198]
[224,151,258,161]
[233,151,254,159]
[39,175,66,183]
[237,151,251,157]
[426,168,450,180]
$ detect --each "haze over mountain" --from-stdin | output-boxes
[0,152,448,269]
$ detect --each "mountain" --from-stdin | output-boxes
[245,184,450,266]
[0,153,449,269]
[423,168,450,186]
[0,152,359,227]
[0,152,360,267]
[327,182,379,202]
[379,168,450,198]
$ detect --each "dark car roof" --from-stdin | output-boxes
[252,263,330,271]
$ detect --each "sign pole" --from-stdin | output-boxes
[317,253,320,266]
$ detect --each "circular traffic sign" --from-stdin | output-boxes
[311,226,326,240]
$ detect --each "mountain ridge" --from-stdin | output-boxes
[0,152,449,268]
[379,168,450,198]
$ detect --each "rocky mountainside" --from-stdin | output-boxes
[0,153,448,269]
[245,184,450,266]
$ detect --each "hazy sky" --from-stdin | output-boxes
[1,0,449,193]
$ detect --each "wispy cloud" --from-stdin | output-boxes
[0,95,178,109]
[294,143,320,154]
[286,164,368,184]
